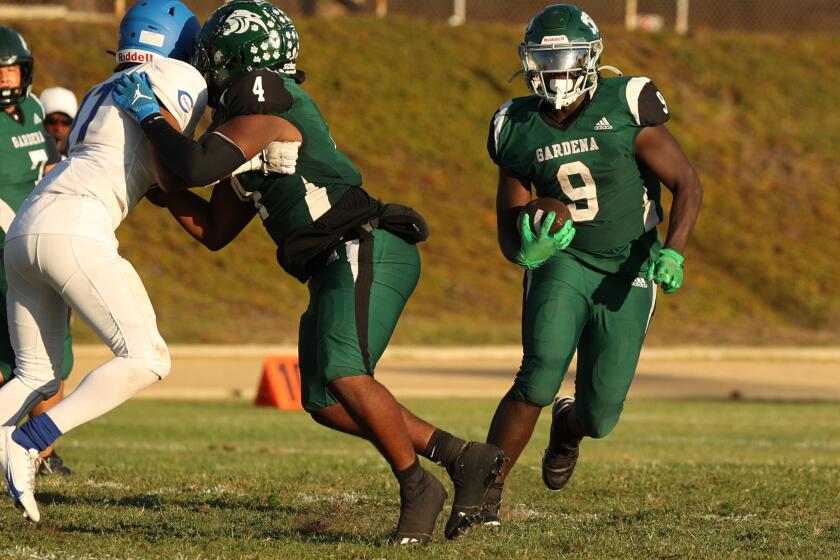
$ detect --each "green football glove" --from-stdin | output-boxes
[516,211,576,270]
[646,248,684,294]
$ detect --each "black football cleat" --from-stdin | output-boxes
[444,442,507,540]
[388,468,447,545]
[477,482,504,527]
[542,397,581,491]
[38,451,72,477]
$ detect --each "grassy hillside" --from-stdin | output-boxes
[11,18,840,345]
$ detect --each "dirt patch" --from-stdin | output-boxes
[65,345,840,401]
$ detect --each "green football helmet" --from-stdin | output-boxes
[192,0,299,107]
[520,4,602,109]
[0,25,33,108]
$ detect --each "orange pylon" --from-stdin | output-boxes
[254,355,304,410]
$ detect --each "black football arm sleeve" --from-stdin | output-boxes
[140,113,247,188]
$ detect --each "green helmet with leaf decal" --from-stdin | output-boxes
[0,25,33,108]
[520,4,602,109]
[192,0,299,107]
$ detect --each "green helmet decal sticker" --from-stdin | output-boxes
[193,1,299,107]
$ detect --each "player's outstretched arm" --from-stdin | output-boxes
[496,168,533,264]
[148,180,257,251]
[635,125,703,293]
[112,72,298,189]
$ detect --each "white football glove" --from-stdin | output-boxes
[262,140,301,175]
[229,141,301,178]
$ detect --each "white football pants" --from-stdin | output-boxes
[0,194,169,429]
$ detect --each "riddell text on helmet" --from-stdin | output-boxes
[117,50,156,63]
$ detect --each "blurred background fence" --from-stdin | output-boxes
[1,0,839,32]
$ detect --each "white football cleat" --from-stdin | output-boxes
[0,427,41,522]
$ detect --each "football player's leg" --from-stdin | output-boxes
[0,289,15,389]
[0,234,68,521]
[0,225,12,386]
[12,232,168,456]
[0,235,66,426]
[302,302,430,449]
[487,258,588,482]
[307,231,428,470]
[304,231,446,544]
[308,230,484,463]
[574,274,657,439]
[30,319,74,475]
[311,400,439,453]
[364,231,505,540]
[30,380,72,476]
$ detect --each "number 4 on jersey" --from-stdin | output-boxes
[253,76,265,102]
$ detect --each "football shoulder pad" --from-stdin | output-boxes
[140,57,208,135]
[222,69,294,120]
[487,96,539,165]
[623,76,670,127]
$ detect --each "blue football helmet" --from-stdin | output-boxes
[116,0,199,64]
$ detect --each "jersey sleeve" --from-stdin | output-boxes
[487,100,514,166]
[222,69,294,119]
[624,77,670,127]
[30,93,45,120]
[27,95,59,163]
[142,58,208,137]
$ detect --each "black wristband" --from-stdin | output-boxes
[140,112,165,130]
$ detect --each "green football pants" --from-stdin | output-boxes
[298,229,420,413]
[512,252,656,438]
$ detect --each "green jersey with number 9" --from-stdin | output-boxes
[489,75,670,275]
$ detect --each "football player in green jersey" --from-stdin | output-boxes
[112,0,506,543]
[477,4,703,526]
[0,25,74,476]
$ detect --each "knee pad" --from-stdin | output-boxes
[13,366,61,399]
[511,374,561,409]
[124,340,171,380]
[576,400,623,439]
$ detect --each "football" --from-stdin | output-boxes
[521,197,572,235]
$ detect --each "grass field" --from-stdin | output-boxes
[0,398,837,559]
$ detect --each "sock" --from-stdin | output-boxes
[12,413,63,453]
[422,429,467,468]
[549,405,583,449]
[394,456,423,489]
